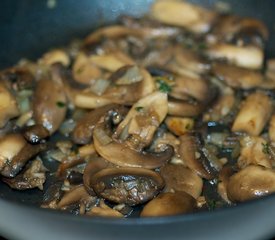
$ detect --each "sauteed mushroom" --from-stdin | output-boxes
[90,167,164,206]
[1,0,275,219]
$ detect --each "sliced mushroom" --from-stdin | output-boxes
[2,158,47,190]
[165,117,194,136]
[72,104,118,145]
[206,44,264,69]
[83,157,109,195]
[232,92,272,136]
[23,124,50,144]
[57,185,90,209]
[0,83,19,128]
[93,104,174,169]
[238,136,272,169]
[87,200,123,217]
[150,0,216,34]
[179,133,217,179]
[33,67,67,135]
[72,52,102,85]
[1,142,47,178]
[160,164,203,199]
[39,49,70,67]
[170,75,210,102]
[212,63,263,89]
[211,15,269,44]
[217,166,235,204]
[90,167,164,206]
[89,52,134,72]
[83,25,144,47]
[227,165,275,202]
[0,134,26,171]
[168,98,204,117]
[115,92,168,148]
[140,191,196,217]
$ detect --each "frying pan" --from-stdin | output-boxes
[0,0,275,239]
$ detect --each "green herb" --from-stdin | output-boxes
[207,199,217,210]
[156,79,172,93]
[56,101,66,108]
[197,42,207,51]
[135,106,144,112]
[185,123,191,130]
[76,66,84,74]
[262,142,270,154]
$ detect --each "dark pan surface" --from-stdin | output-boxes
[0,1,275,240]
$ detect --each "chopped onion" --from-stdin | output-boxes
[90,79,110,96]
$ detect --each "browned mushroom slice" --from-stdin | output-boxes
[140,191,196,217]
[0,134,27,171]
[178,133,218,180]
[33,67,67,135]
[165,117,194,136]
[227,165,275,202]
[83,157,109,195]
[232,92,272,136]
[90,167,164,206]
[160,164,203,199]
[168,98,204,117]
[74,66,155,108]
[0,83,19,128]
[39,49,70,67]
[206,44,264,69]
[212,15,269,43]
[72,104,118,145]
[238,136,272,169]
[217,166,235,204]
[150,0,216,34]
[87,200,123,218]
[173,46,210,74]
[212,63,263,89]
[115,92,168,148]
[170,75,209,102]
[23,124,50,144]
[1,142,47,178]
[57,185,90,209]
[83,25,144,47]
[2,158,47,190]
[72,52,102,85]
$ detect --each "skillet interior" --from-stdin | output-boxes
[0,0,275,239]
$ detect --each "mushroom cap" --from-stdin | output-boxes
[140,191,196,217]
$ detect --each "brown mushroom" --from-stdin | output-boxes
[57,185,90,209]
[1,142,47,178]
[72,104,118,145]
[206,44,264,69]
[217,166,235,203]
[150,0,217,34]
[0,83,19,128]
[232,92,272,136]
[238,136,272,169]
[268,114,275,142]
[90,167,164,206]
[140,191,196,217]
[93,103,173,169]
[87,200,123,218]
[168,98,204,117]
[160,164,203,199]
[39,49,70,67]
[178,133,218,179]
[212,63,263,89]
[227,165,275,202]
[23,124,50,144]
[2,158,47,190]
[165,117,194,136]
[33,66,67,135]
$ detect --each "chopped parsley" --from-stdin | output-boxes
[262,142,270,155]
[56,101,66,108]
[156,79,172,93]
[135,106,144,112]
